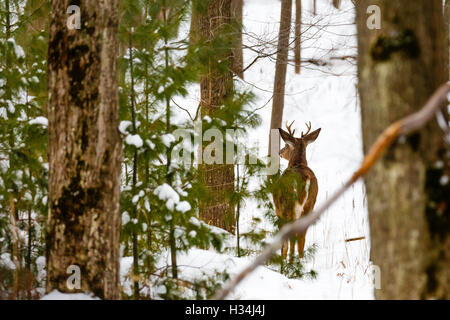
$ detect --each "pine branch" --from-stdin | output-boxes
[212,82,450,300]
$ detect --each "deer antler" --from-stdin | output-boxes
[301,121,312,137]
[285,120,296,136]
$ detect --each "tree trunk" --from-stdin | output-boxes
[294,0,301,74]
[231,0,244,79]
[269,0,292,155]
[192,0,236,234]
[356,0,449,299]
[46,0,122,299]
[332,0,341,9]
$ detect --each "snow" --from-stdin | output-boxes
[188,231,197,238]
[119,120,132,134]
[122,211,130,225]
[29,116,48,127]
[154,183,180,211]
[132,190,145,204]
[176,200,191,213]
[161,133,176,147]
[125,134,143,148]
[0,253,15,270]
[7,38,25,59]
[41,290,99,300]
[120,247,374,300]
[189,217,201,227]
[146,139,155,149]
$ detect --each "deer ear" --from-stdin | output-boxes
[278,128,295,147]
[305,128,321,144]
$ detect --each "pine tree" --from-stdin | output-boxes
[0,0,49,299]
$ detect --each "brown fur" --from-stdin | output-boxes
[273,123,321,263]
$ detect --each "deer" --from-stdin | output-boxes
[272,121,321,264]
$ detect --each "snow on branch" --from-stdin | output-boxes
[213,82,450,300]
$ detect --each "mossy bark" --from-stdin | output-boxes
[356,0,449,299]
[46,0,122,299]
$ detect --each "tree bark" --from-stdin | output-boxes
[46,0,122,299]
[269,0,292,155]
[356,0,449,299]
[231,0,244,79]
[192,0,236,234]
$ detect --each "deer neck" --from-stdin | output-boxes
[288,146,308,167]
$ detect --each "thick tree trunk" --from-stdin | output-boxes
[269,0,292,155]
[46,0,122,299]
[192,0,236,234]
[356,0,449,299]
[231,0,244,79]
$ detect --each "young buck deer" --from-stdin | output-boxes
[273,121,321,263]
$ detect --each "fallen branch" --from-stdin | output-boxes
[212,82,450,300]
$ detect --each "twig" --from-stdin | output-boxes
[212,82,450,300]
[345,236,365,242]
[171,99,200,122]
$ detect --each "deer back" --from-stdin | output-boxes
[273,166,318,222]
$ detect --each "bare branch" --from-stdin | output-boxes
[212,82,450,300]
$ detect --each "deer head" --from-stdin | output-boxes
[278,121,321,166]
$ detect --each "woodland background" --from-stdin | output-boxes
[0,0,448,300]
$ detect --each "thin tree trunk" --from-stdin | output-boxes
[9,197,19,299]
[46,0,122,299]
[269,0,292,155]
[128,30,140,299]
[231,0,244,79]
[332,0,341,9]
[160,4,179,279]
[236,163,240,256]
[294,0,301,74]
[192,0,236,234]
[356,0,449,299]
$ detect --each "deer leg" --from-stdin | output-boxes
[297,232,306,258]
[289,237,296,264]
[281,240,288,260]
